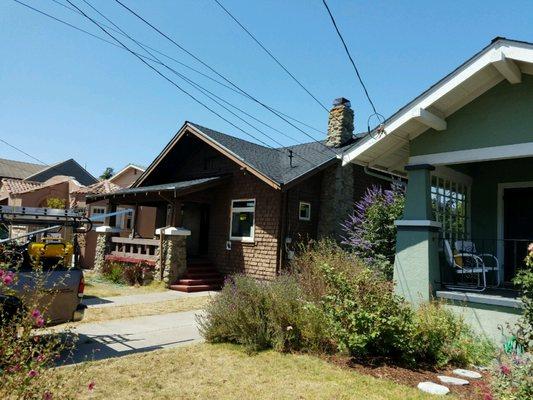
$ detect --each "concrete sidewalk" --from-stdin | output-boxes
[63,309,204,364]
[83,290,216,308]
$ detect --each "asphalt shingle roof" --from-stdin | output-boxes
[189,122,362,186]
[0,158,46,180]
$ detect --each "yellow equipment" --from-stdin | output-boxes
[27,240,74,267]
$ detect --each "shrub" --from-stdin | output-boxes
[341,184,404,279]
[491,353,533,400]
[198,274,334,353]
[319,263,416,361]
[512,244,533,350]
[101,261,124,284]
[413,301,495,368]
[122,262,151,286]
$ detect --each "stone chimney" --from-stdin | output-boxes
[326,97,354,147]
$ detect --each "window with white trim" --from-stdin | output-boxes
[299,201,311,221]
[90,206,107,224]
[116,207,134,230]
[431,175,470,242]
[229,199,255,242]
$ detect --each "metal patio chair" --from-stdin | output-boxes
[443,239,499,291]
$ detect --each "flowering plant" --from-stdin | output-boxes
[341,184,404,279]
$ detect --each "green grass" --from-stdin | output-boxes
[83,271,167,298]
[59,344,434,400]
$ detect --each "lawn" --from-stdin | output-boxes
[83,271,168,298]
[58,344,433,400]
[78,296,210,324]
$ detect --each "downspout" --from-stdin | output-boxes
[277,188,288,275]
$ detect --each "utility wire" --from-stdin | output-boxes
[321,0,378,115]
[0,138,48,166]
[212,0,329,113]
[77,0,332,164]
[47,0,327,135]
[113,0,338,156]
[63,0,315,170]
[77,0,320,167]
[14,0,327,162]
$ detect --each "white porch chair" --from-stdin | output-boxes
[443,240,499,291]
[455,240,501,287]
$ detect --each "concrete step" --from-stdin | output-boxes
[170,284,222,293]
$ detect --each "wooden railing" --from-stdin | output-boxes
[109,236,159,263]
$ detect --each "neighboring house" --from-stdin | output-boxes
[0,157,97,186]
[88,98,387,289]
[342,37,533,341]
[72,164,156,269]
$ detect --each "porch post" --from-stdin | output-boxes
[154,227,191,286]
[393,164,441,304]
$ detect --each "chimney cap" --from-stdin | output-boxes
[333,97,351,107]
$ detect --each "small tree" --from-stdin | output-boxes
[45,197,66,209]
[100,167,114,180]
[341,184,404,279]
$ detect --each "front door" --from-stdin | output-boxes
[181,203,209,258]
[503,187,533,283]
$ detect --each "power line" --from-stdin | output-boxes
[47,0,327,135]
[113,0,338,156]
[321,0,378,115]
[62,0,316,170]
[212,0,329,113]
[0,137,49,166]
[14,0,327,162]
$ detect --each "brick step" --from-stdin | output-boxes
[176,278,223,286]
[182,272,222,279]
[170,283,222,293]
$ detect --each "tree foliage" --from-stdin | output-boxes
[99,167,114,180]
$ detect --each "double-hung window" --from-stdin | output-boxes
[229,199,255,242]
[299,201,311,221]
[90,206,107,224]
[431,175,470,242]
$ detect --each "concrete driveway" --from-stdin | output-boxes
[63,309,203,364]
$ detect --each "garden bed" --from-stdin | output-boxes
[326,355,491,400]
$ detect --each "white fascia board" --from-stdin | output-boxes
[411,108,447,131]
[491,52,522,84]
[409,142,533,166]
[342,41,533,167]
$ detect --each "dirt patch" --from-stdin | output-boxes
[324,355,492,400]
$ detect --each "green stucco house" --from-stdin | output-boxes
[343,38,532,341]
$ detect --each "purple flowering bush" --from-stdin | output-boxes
[341,185,404,279]
[197,274,334,353]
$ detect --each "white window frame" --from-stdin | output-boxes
[115,207,135,230]
[229,198,256,243]
[299,201,311,221]
[90,206,107,224]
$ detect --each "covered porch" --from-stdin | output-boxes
[87,176,228,292]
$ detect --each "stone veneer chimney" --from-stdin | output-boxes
[326,97,354,147]
[317,97,355,240]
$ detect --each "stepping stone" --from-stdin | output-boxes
[452,369,482,379]
[438,375,469,385]
[417,382,450,395]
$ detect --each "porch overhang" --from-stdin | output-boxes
[86,176,229,204]
[341,38,533,174]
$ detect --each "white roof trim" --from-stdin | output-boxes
[342,39,533,168]
[110,164,145,183]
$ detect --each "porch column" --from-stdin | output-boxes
[93,225,120,272]
[393,164,441,304]
[154,227,191,286]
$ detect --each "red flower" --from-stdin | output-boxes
[43,391,53,400]
[28,369,38,378]
[88,381,95,391]
[31,309,42,318]
[500,364,511,375]
[483,393,493,400]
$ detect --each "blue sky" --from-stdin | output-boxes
[1,0,532,178]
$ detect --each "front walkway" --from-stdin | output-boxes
[64,309,204,364]
[82,290,216,308]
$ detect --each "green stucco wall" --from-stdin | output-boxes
[443,302,522,343]
[411,74,533,156]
